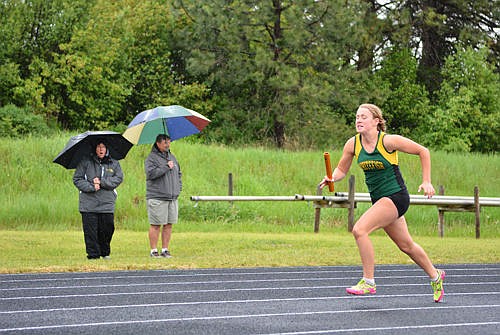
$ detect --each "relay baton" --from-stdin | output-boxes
[323,152,334,192]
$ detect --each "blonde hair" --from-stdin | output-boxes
[359,103,386,132]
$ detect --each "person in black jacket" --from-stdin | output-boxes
[73,140,124,259]
[145,134,182,258]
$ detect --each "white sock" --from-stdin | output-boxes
[151,248,157,253]
[162,248,168,252]
[363,277,375,286]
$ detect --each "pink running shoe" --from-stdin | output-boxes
[346,279,376,295]
[431,269,446,303]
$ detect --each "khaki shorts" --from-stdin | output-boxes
[147,199,178,225]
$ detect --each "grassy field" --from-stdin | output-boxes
[1,230,498,273]
[0,134,498,273]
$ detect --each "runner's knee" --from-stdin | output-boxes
[396,241,414,254]
[351,225,366,240]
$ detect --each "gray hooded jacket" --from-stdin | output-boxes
[145,145,182,200]
[73,153,124,213]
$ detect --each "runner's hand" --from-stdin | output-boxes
[418,181,435,198]
[319,176,333,189]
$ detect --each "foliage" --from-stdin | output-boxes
[374,48,431,138]
[175,0,372,148]
[0,104,50,137]
[0,0,96,115]
[402,0,499,96]
[0,1,498,152]
[51,0,176,129]
[423,46,500,152]
[0,62,22,107]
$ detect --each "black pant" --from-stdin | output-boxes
[81,212,115,259]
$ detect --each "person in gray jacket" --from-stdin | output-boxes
[145,134,182,258]
[73,140,124,259]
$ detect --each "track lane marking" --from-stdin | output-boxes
[1,293,499,313]
[1,304,499,332]
[1,266,499,283]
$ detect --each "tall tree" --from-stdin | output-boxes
[355,0,498,97]
[404,0,499,96]
[424,46,499,152]
[0,0,94,110]
[49,0,209,129]
[374,48,431,139]
[175,0,375,148]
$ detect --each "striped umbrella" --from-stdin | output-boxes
[123,105,211,144]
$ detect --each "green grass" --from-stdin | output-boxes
[0,133,498,273]
[1,230,498,273]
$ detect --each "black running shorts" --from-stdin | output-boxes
[372,189,410,218]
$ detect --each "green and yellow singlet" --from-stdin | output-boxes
[354,131,406,200]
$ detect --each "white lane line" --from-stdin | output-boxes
[1,293,499,314]
[1,305,499,333]
[1,266,498,283]
[0,276,382,291]
[1,274,499,292]
[1,281,499,300]
[2,280,500,293]
[257,322,500,334]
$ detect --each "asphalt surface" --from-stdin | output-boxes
[1,263,499,334]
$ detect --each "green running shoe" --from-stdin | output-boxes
[431,269,446,303]
[346,278,376,295]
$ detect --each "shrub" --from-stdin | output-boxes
[0,104,50,137]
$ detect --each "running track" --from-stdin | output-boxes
[1,264,499,334]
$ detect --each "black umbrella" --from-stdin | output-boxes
[53,131,133,169]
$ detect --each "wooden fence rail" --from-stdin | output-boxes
[190,175,500,238]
